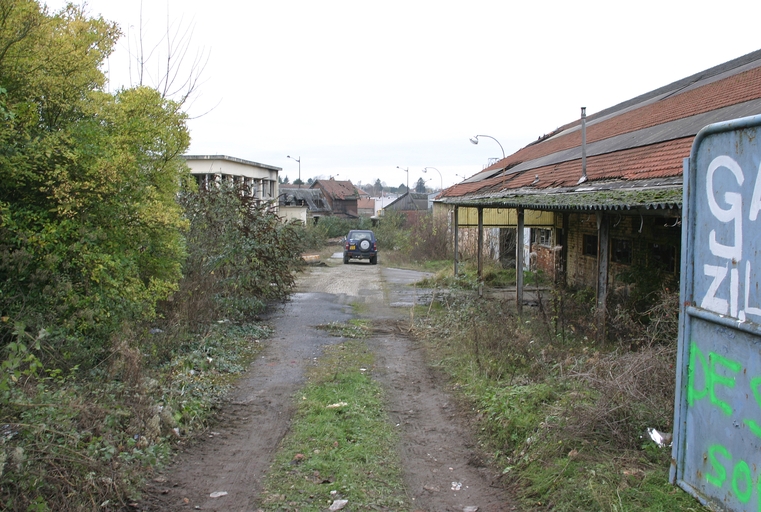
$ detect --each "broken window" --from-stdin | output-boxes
[532,228,552,246]
[651,243,676,273]
[611,238,632,264]
[583,234,597,256]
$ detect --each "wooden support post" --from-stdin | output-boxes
[477,207,484,297]
[560,212,570,287]
[516,207,524,315]
[596,211,610,342]
[453,206,459,276]
[477,207,484,277]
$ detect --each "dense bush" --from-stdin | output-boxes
[373,210,409,253]
[407,212,450,261]
[170,183,304,326]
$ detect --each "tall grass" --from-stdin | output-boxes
[416,285,699,511]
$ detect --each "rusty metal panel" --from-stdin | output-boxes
[525,209,555,227]
[482,207,514,226]
[457,207,555,227]
[457,206,478,226]
[672,114,761,511]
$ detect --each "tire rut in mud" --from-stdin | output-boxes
[135,262,515,511]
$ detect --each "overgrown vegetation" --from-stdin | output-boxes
[0,4,697,510]
[415,280,698,511]
[260,340,408,510]
[0,3,303,510]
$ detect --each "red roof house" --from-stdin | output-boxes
[310,178,361,218]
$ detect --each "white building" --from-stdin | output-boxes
[184,155,280,205]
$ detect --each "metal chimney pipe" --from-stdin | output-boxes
[579,107,588,184]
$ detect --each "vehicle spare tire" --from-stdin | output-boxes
[360,240,371,251]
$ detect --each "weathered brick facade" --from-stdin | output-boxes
[563,213,681,291]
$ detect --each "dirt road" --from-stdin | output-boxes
[138,259,514,511]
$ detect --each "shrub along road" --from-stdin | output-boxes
[138,260,513,511]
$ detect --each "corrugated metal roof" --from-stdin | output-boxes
[280,187,331,213]
[446,178,683,212]
[385,192,430,211]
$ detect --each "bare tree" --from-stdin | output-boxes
[126,1,210,108]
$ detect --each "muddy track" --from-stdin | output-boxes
[136,260,515,511]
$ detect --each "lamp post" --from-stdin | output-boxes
[469,134,505,160]
[396,166,409,193]
[422,167,442,191]
[287,155,301,188]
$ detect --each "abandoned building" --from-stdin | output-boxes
[437,48,761,315]
[184,154,280,206]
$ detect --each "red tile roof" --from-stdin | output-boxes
[443,50,761,207]
[311,179,359,200]
[444,138,692,198]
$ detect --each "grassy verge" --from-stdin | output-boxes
[260,338,408,511]
[413,292,703,511]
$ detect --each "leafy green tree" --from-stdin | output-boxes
[0,2,191,365]
[415,177,427,193]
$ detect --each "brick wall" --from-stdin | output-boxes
[566,212,681,291]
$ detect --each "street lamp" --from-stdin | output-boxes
[287,155,301,188]
[422,167,442,191]
[396,166,409,193]
[469,134,505,160]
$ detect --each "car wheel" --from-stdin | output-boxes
[343,256,349,264]
[359,240,371,251]
[370,255,377,265]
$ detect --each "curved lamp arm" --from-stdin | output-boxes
[422,167,443,190]
[469,134,505,159]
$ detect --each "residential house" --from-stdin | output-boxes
[278,185,331,224]
[384,192,431,224]
[310,179,361,219]
[438,48,761,316]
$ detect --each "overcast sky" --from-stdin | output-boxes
[45,0,761,190]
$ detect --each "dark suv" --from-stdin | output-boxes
[343,230,378,265]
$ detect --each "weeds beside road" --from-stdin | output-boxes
[412,287,701,511]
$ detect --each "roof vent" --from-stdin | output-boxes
[578,107,588,185]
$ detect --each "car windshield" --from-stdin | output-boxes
[350,231,372,241]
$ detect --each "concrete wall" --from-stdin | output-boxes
[279,205,308,224]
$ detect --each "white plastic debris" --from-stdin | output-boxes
[329,499,348,511]
[648,428,673,447]
[326,401,348,409]
[209,491,228,498]
[451,481,462,491]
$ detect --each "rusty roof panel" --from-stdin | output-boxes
[463,58,761,184]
